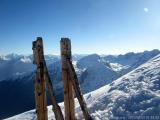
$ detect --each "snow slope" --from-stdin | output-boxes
[6,54,160,120]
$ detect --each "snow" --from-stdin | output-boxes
[6,54,160,120]
[110,63,129,71]
[15,72,26,76]
[20,57,32,63]
[0,55,10,61]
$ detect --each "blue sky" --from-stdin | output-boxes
[0,0,160,55]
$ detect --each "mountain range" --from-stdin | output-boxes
[0,49,159,119]
[5,52,160,120]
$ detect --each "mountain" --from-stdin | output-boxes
[6,53,160,120]
[76,54,119,92]
[0,54,34,81]
[0,49,159,119]
[103,49,160,74]
[0,54,61,81]
[82,53,160,119]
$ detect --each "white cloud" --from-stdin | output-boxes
[144,8,149,13]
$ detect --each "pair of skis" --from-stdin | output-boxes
[32,37,92,120]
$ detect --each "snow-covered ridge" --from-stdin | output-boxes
[6,54,160,120]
